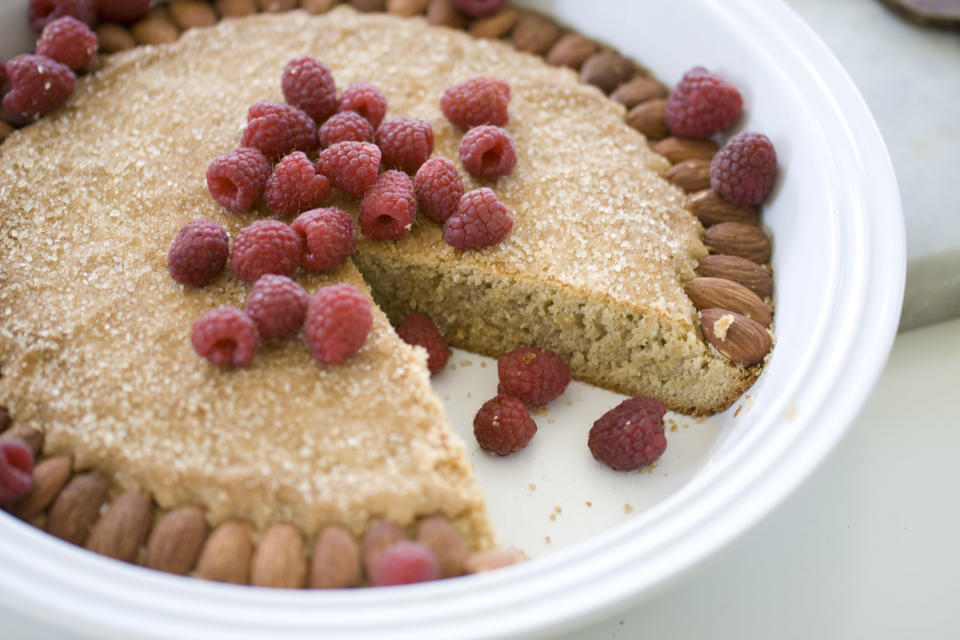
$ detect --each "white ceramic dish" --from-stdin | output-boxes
[0,0,904,638]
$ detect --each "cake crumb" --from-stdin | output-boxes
[529,483,536,491]
[733,404,742,418]
[459,359,472,367]
[624,503,634,514]
[545,536,551,544]
[530,405,548,416]
[549,513,556,521]
[480,361,486,367]
[713,313,735,341]
[585,501,592,507]
[554,505,561,513]
[785,404,797,420]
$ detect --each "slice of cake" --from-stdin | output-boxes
[0,7,759,558]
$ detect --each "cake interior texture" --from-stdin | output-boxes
[0,8,758,542]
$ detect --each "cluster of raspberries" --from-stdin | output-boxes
[664,66,777,207]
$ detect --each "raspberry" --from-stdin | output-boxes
[0,439,35,506]
[205,147,271,212]
[28,0,96,34]
[458,125,516,179]
[453,0,505,18]
[497,347,571,406]
[245,274,309,339]
[230,220,302,282]
[376,117,434,174]
[664,67,743,139]
[338,82,387,129]
[443,188,513,250]
[710,131,778,206]
[191,306,259,368]
[241,100,318,160]
[370,541,440,587]
[317,141,381,199]
[414,157,464,224]
[281,56,338,124]
[304,284,373,364]
[359,170,417,241]
[473,395,537,456]
[36,16,98,71]
[317,111,375,149]
[440,77,510,128]
[264,151,332,217]
[396,313,450,375]
[2,55,76,121]
[291,207,357,272]
[167,218,229,287]
[587,397,668,471]
[94,0,150,24]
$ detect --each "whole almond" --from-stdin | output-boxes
[46,472,110,545]
[546,33,596,69]
[463,548,523,574]
[652,137,719,164]
[86,490,153,562]
[665,158,712,192]
[95,23,137,52]
[0,405,9,432]
[416,516,468,578]
[686,189,759,227]
[611,77,666,109]
[0,423,43,456]
[11,455,72,521]
[131,11,179,45]
[469,8,518,39]
[699,308,773,365]
[302,0,342,13]
[580,50,634,94]
[704,222,772,264]
[387,0,429,15]
[626,98,668,140]
[310,525,361,588]
[250,522,307,588]
[349,0,386,10]
[427,0,466,28]
[696,254,773,299]
[0,122,15,145]
[196,520,253,584]
[145,505,208,575]
[684,277,772,327]
[510,13,560,55]
[216,0,259,17]
[259,0,299,10]
[169,0,219,29]
[362,517,406,577]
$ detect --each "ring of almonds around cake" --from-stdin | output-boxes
[0,0,777,588]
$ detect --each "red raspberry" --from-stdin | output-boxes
[28,0,96,34]
[230,220,302,282]
[414,157,464,224]
[317,111,375,149]
[2,55,76,121]
[443,188,513,250]
[241,100,318,160]
[245,274,309,339]
[440,77,510,129]
[710,131,778,206]
[281,56,338,124]
[359,170,417,241]
[370,541,440,587]
[35,16,98,72]
[664,67,743,139]
[588,397,668,471]
[459,125,517,179]
[291,207,357,272]
[338,82,387,129]
[396,313,450,375]
[376,117,434,174]
[191,306,259,368]
[264,151,332,217]
[205,147,271,212]
[94,0,150,24]
[167,218,229,287]
[0,439,35,506]
[304,284,373,364]
[473,395,537,456]
[453,0,505,18]
[317,141,381,199]
[497,347,571,406]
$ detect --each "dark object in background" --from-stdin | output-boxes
[878,0,960,29]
